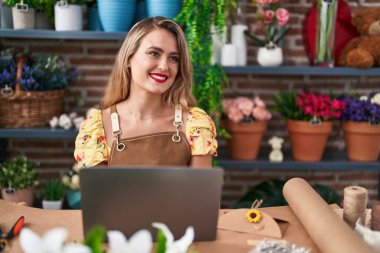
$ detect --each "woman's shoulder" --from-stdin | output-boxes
[187,107,215,128]
[79,108,103,132]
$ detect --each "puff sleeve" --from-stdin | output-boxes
[186,107,218,156]
[74,109,109,168]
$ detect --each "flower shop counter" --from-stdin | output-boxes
[0,199,324,253]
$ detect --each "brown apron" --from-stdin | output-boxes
[108,104,191,166]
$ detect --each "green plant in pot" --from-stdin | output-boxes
[42,178,66,210]
[0,156,39,206]
[4,0,37,29]
[175,0,236,139]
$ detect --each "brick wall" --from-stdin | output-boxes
[1,0,379,208]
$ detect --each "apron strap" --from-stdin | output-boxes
[172,104,183,143]
[110,105,125,151]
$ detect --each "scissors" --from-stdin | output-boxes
[0,216,25,252]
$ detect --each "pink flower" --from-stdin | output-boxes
[253,97,266,108]
[276,8,289,26]
[236,97,254,116]
[253,107,272,121]
[257,0,272,7]
[263,10,275,24]
[227,106,244,123]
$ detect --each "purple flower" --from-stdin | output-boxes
[339,94,380,124]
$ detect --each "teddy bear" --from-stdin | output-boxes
[339,7,380,68]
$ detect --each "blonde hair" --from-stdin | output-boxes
[100,17,195,109]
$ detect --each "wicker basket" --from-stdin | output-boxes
[0,55,66,128]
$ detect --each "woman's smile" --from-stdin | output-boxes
[149,72,169,84]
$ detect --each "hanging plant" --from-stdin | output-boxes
[175,0,235,137]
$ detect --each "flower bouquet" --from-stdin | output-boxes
[338,93,380,162]
[273,91,345,161]
[0,49,78,128]
[222,96,272,160]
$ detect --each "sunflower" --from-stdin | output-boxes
[246,209,262,223]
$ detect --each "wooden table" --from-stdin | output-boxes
[0,199,320,253]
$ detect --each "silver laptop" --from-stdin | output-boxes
[79,166,223,241]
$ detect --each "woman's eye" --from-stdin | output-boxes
[148,51,159,57]
[169,56,179,63]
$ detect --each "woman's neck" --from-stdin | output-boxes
[120,95,171,121]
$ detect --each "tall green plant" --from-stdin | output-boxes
[175,0,235,136]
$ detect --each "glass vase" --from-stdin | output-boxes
[314,0,338,67]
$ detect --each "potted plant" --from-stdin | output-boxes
[42,178,67,210]
[4,0,36,29]
[0,50,79,128]
[175,0,235,138]
[273,91,346,162]
[222,96,272,160]
[338,93,380,162]
[97,0,136,32]
[244,0,290,66]
[0,156,39,206]
[61,164,81,209]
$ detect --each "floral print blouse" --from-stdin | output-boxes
[74,107,218,168]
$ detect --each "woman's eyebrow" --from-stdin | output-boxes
[147,46,179,55]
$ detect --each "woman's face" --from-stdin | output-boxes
[129,28,180,97]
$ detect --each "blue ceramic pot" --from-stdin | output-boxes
[146,0,182,20]
[67,189,81,209]
[88,7,103,31]
[98,0,136,32]
[134,0,147,23]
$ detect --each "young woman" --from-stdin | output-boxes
[74,17,217,168]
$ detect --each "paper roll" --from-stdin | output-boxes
[343,186,368,228]
[283,178,374,253]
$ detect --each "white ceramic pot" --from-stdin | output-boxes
[257,45,283,67]
[221,43,238,67]
[54,2,83,31]
[42,199,63,210]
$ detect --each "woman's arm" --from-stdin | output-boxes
[190,155,212,168]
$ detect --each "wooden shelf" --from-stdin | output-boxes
[0,128,78,139]
[223,66,380,76]
[0,29,126,40]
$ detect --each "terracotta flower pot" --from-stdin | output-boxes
[342,121,380,162]
[1,188,34,206]
[287,120,333,162]
[224,120,267,160]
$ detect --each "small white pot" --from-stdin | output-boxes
[54,2,83,31]
[257,45,283,67]
[42,199,63,210]
[221,43,238,66]
[12,7,35,29]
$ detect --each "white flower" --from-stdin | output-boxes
[59,114,73,130]
[360,95,368,101]
[107,230,152,253]
[152,222,194,253]
[20,228,91,253]
[355,220,380,253]
[49,116,59,128]
[370,93,380,106]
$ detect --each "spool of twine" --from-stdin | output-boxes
[371,200,380,231]
[343,186,368,228]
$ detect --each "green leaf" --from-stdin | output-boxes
[244,31,266,47]
[83,225,106,253]
[155,230,166,253]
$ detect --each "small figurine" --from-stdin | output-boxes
[268,136,284,162]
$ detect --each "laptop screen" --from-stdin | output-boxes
[79,166,223,241]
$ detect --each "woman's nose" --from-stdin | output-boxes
[157,58,169,71]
